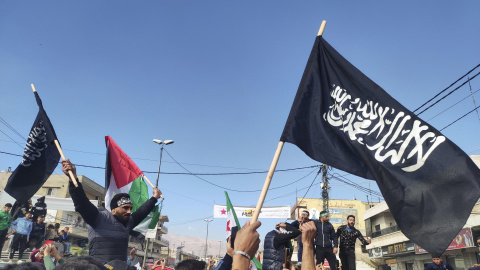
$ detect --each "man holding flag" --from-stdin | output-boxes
[61,159,162,263]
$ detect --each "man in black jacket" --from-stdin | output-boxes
[314,210,338,269]
[62,160,162,263]
[336,215,371,270]
[29,215,46,249]
[263,222,300,270]
[32,197,47,222]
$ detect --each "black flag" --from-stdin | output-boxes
[280,36,480,257]
[5,92,61,203]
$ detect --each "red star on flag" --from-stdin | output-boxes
[221,208,226,215]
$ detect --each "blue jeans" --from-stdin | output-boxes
[66,242,71,254]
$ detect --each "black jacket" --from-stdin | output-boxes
[30,222,46,238]
[69,181,157,262]
[314,220,338,248]
[32,201,47,217]
[336,225,368,251]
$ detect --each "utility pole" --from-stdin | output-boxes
[321,164,329,212]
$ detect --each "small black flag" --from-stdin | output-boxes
[280,36,480,256]
[5,92,61,203]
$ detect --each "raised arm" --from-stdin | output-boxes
[130,188,161,227]
[63,160,99,225]
[300,221,317,270]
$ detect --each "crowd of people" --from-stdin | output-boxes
[0,198,72,265]
[0,159,476,270]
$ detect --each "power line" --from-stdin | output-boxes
[440,104,480,131]
[416,71,480,116]
[426,88,480,122]
[295,168,322,207]
[0,149,317,176]
[413,64,480,113]
[0,117,27,141]
[0,128,24,150]
[163,148,319,192]
[328,172,383,198]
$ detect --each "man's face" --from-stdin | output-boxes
[300,213,309,223]
[112,201,133,223]
[25,213,32,220]
[433,258,441,265]
[347,217,355,227]
[37,217,44,223]
[38,252,44,259]
[321,214,330,223]
[4,206,11,212]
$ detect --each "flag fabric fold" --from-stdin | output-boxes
[280,36,480,256]
[105,136,159,235]
[5,92,61,203]
[225,192,262,270]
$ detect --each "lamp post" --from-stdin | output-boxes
[204,219,213,260]
[218,240,222,259]
[152,139,174,188]
[142,138,174,269]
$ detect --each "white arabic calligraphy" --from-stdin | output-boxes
[323,85,445,172]
[21,121,48,167]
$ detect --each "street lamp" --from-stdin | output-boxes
[152,139,174,188]
[204,219,213,260]
[218,240,222,259]
[142,139,174,269]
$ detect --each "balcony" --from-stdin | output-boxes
[155,236,169,247]
[371,225,399,238]
[159,225,168,233]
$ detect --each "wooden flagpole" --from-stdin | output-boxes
[30,84,79,188]
[142,174,164,199]
[251,21,327,223]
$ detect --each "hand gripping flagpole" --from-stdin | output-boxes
[31,84,79,188]
[251,21,327,223]
[142,174,164,199]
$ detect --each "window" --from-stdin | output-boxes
[67,215,73,224]
[47,188,57,196]
[375,224,381,231]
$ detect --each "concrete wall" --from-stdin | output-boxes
[294,198,377,231]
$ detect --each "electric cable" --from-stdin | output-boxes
[440,104,480,131]
[413,64,480,113]
[162,148,319,192]
[426,88,480,122]
[0,117,27,141]
[0,149,317,176]
[416,71,480,116]
[0,128,24,150]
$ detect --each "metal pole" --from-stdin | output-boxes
[143,144,165,269]
[204,220,212,260]
[155,144,164,188]
[322,164,329,211]
[142,238,150,269]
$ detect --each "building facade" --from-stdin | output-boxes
[290,198,378,269]
[364,201,480,270]
[0,171,169,262]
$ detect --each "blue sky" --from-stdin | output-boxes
[1,1,480,246]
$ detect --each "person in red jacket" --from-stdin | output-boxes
[30,248,45,264]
